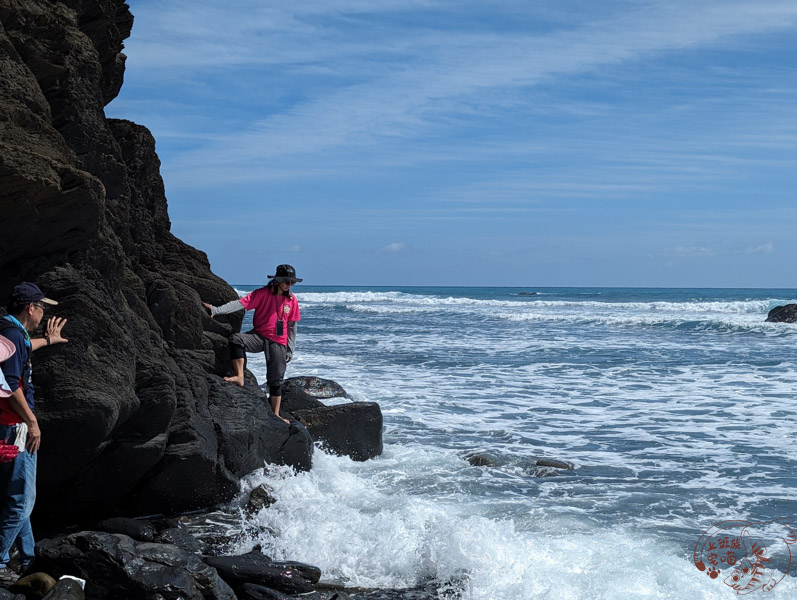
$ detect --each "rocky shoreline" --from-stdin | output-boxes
[0,1,402,597]
[0,376,394,600]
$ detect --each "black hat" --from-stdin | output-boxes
[11,282,58,306]
[268,264,303,283]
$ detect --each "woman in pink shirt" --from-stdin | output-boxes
[204,265,302,423]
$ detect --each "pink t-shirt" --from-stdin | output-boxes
[240,287,301,344]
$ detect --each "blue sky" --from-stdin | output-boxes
[107,1,797,287]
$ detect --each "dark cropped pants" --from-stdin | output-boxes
[229,330,287,396]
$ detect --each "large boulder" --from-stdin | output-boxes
[766,304,797,323]
[35,532,235,600]
[0,1,313,523]
[281,381,383,461]
[291,402,383,462]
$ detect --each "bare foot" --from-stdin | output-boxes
[224,375,245,387]
[281,417,290,424]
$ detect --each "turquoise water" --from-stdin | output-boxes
[232,287,797,599]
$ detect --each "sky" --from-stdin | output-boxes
[106,0,797,287]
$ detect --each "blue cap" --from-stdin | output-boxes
[11,282,58,306]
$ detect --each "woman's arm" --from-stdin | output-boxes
[287,321,297,361]
[203,299,245,316]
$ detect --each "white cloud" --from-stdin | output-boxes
[745,242,774,255]
[670,246,716,259]
[381,242,406,252]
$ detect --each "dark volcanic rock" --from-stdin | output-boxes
[279,379,326,413]
[293,402,383,461]
[153,527,206,555]
[282,379,383,461]
[0,1,313,522]
[35,531,235,600]
[97,517,156,542]
[237,584,293,599]
[41,578,85,600]
[766,304,797,323]
[285,376,349,399]
[203,550,318,595]
[534,457,573,470]
[463,452,500,467]
[246,484,277,514]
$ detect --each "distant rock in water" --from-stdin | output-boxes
[463,451,573,473]
[533,458,573,470]
[766,304,797,323]
[286,376,349,399]
[464,452,500,467]
[518,291,539,296]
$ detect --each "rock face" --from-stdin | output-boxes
[766,304,797,323]
[0,0,312,523]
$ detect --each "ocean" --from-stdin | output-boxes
[226,286,797,599]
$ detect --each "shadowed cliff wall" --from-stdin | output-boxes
[0,0,312,524]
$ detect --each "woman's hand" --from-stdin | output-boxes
[202,302,214,317]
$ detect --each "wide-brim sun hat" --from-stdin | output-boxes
[0,336,14,363]
[268,264,303,283]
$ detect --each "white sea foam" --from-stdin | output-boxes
[231,451,797,600]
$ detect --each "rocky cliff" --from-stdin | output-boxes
[0,0,313,524]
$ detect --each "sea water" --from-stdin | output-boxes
[232,287,797,599]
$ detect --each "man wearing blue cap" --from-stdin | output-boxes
[0,282,67,580]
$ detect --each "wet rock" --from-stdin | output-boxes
[280,381,326,413]
[463,452,500,467]
[203,550,318,595]
[237,584,292,599]
[285,376,349,399]
[292,402,383,461]
[534,458,573,470]
[35,531,235,600]
[150,516,186,531]
[9,572,57,598]
[41,578,86,600]
[97,517,156,542]
[766,304,797,323]
[246,485,277,513]
[0,589,25,600]
[154,527,206,554]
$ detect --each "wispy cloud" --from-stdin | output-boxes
[745,242,774,255]
[668,246,717,259]
[380,242,406,252]
[116,0,797,188]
